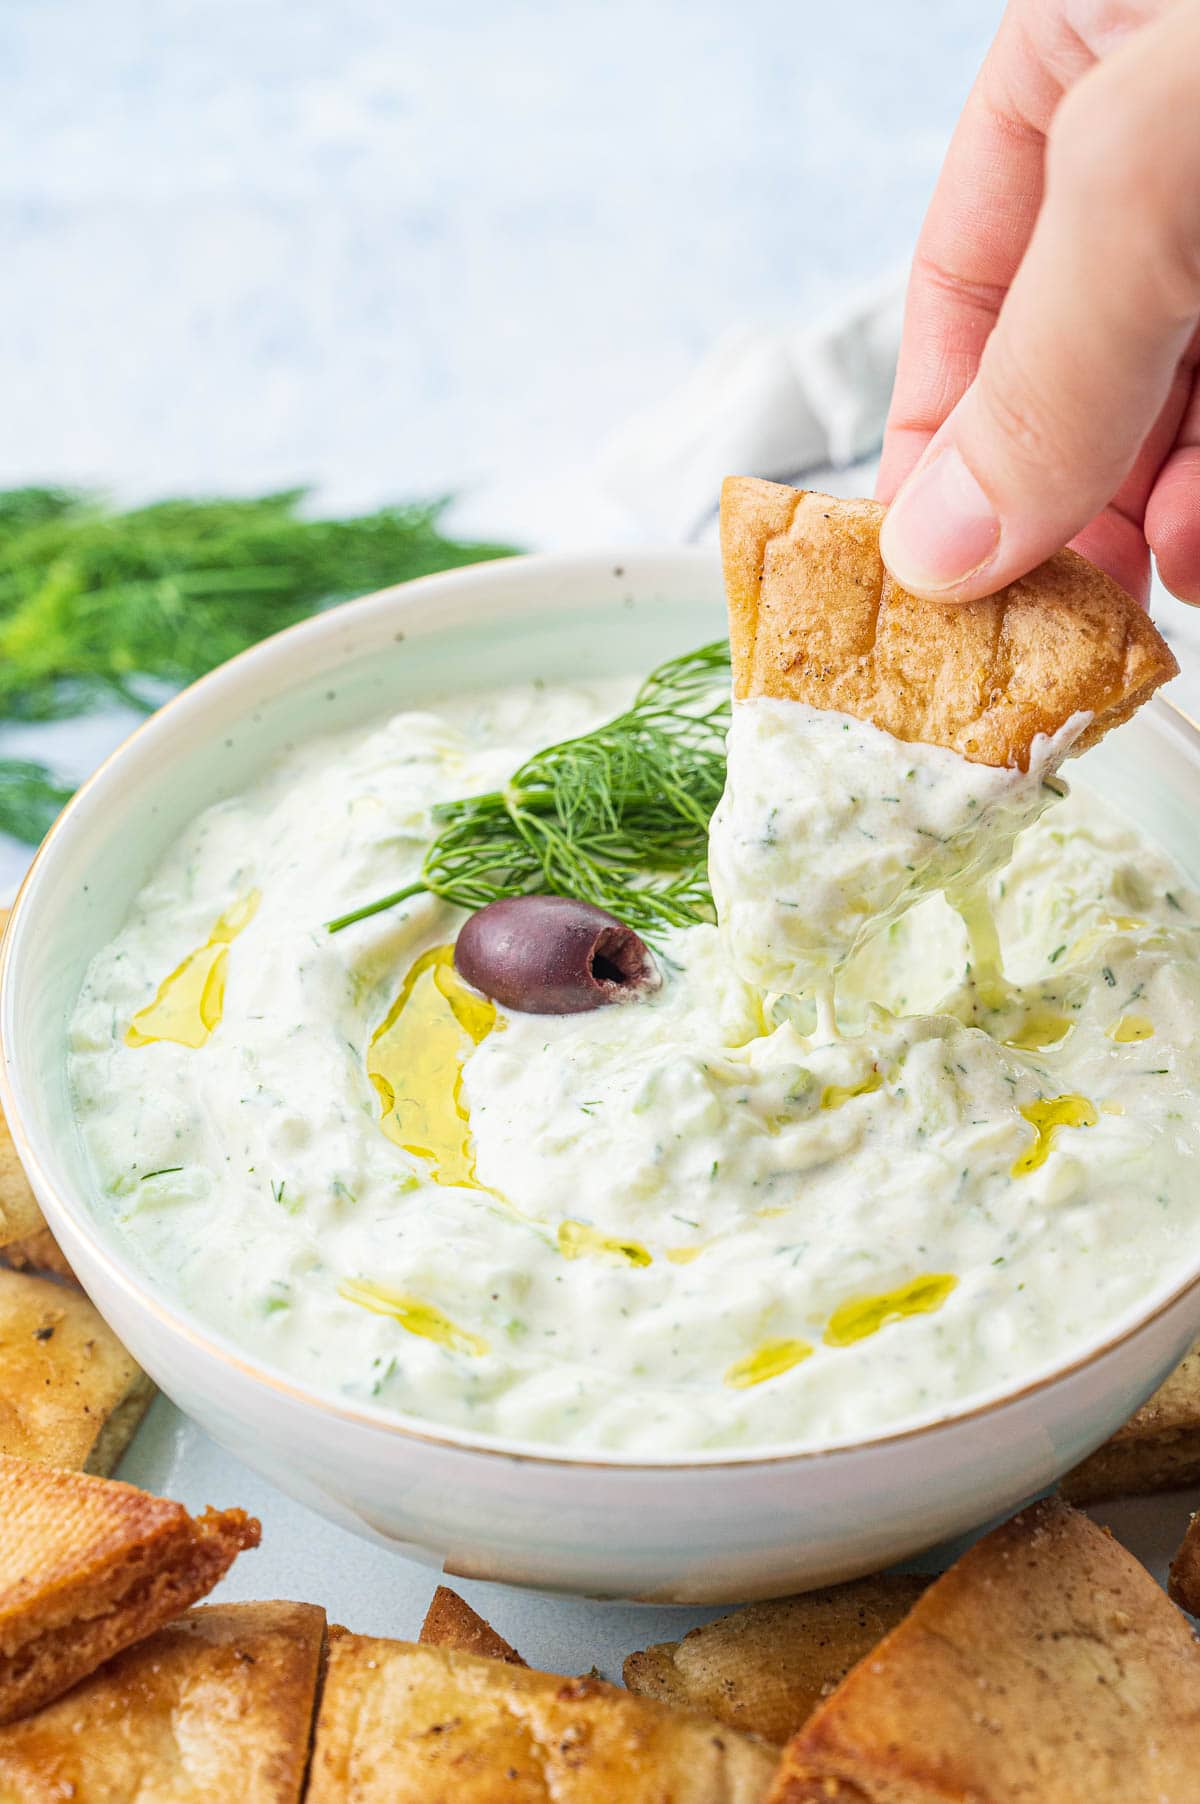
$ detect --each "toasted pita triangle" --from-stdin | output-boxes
[1061,1337,1200,1503]
[0,1268,152,1474]
[308,1632,777,1802]
[0,1227,76,1285]
[768,1500,1200,1803]
[419,1585,525,1665]
[722,479,1177,770]
[0,1102,44,1252]
[0,918,49,1253]
[0,1455,259,1724]
[624,1575,930,1747]
[1170,1511,1200,1616]
[0,1601,324,1802]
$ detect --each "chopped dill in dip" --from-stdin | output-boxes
[68,662,1200,1454]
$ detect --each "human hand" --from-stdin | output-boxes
[877,0,1200,607]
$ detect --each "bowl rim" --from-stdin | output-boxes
[4,546,1200,1472]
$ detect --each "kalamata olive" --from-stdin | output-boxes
[454,896,661,1014]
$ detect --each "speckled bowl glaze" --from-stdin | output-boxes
[4,550,1200,1603]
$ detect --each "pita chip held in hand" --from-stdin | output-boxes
[711,480,1177,996]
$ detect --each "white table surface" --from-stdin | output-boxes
[4,0,1200,1671]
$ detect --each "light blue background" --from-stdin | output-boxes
[2,1,991,535]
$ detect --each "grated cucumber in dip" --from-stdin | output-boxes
[68,668,1200,1454]
[708,698,1087,999]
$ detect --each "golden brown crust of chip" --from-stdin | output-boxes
[721,478,1177,771]
[419,1585,525,1666]
[0,1600,325,1802]
[1168,1512,1200,1617]
[0,911,49,1251]
[767,1500,1200,1804]
[624,1577,930,1747]
[0,1454,260,1723]
[0,1229,77,1286]
[1060,1342,1200,1503]
[307,1632,777,1802]
[0,1105,45,1252]
[0,1268,153,1474]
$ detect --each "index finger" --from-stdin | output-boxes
[877,5,1116,501]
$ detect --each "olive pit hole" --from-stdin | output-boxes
[590,928,645,988]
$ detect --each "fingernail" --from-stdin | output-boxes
[880,446,1000,595]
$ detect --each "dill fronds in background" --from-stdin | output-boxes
[0,760,76,847]
[0,488,515,844]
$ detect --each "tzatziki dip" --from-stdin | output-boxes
[69,661,1200,1455]
[708,699,1086,999]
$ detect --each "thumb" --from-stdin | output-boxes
[880,4,1200,603]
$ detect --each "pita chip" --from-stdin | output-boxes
[713,481,1178,991]
[0,1268,153,1474]
[0,914,48,1253]
[721,479,1177,770]
[0,1600,324,1802]
[0,1103,45,1253]
[768,1499,1200,1803]
[1060,1339,1200,1502]
[624,1576,929,1747]
[0,1454,260,1723]
[419,1584,525,1665]
[1169,1511,1200,1616]
[0,1227,76,1286]
[307,1632,777,1803]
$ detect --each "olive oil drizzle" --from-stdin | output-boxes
[725,1338,813,1389]
[1004,1012,1073,1051]
[821,1068,882,1111]
[665,1243,704,1265]
[339,1277,487,1356]
[723,1275,959,1387]
[557,1221,653,1267]
[823,1273,958,1348]
[1067,914,1148,965]
[367,944,496,1188]
[1012,1094,1098,1176]
[956,891,1007,1006]
[1108,1014,1154,1043]
[126,890,261,1049]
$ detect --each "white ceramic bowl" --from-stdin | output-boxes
[5,549,1200,1604]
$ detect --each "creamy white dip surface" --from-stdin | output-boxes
[708,698,1088,998]
[69,676,1200,1454]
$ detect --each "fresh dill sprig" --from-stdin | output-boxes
[0,486,516,846]
[0,487,515,725]
[328,641,732,940]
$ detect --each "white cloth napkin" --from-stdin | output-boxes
[599,270,907,542]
